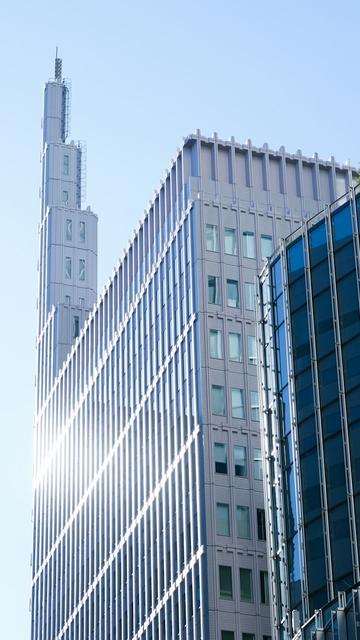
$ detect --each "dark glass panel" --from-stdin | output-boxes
[287,238,305,283]
[324,434,347,508]
[272,257,283,299]
[312,290,335,358]
[357,194,360,230]
[300,449,322,523]
[279,385,291,436]
[282,432,293,468]
[343,336,360,391]
[309,221,327,266]
[346,387,360,424]
[310,259,330,296]
[329,502,353,581]
[334,241,356,279]
[287,532,302,610]
[291,305,311,374]
[298,415,317,455]
[305,517,326,594]
[274,293,284,327]
[289,275,306,312]
[276,323,288,391]
[332,204,352,250]
[321,401,342,438]
[349,422,360,494]
[318,353,339,407]
[309,588,328,616]
[336,271,360,343]
[283,465,297,538]
[295,367,314,422]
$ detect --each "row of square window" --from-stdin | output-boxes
[219,565,270,605]
[221,634,271,640]
[212,386,260,421]
[65,258,86,281]
[65,219,86,242]
[214,443,263,481]
[210,329,257,363]
[216,502,266,541]
[206,224,273,260]
[208,276,256,311]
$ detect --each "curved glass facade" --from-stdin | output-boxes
[259,187,360,639]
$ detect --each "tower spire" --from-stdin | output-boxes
[54,47,62,82]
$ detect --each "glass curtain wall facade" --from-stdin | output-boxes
[33,73,359,640]
[259,185,360,639]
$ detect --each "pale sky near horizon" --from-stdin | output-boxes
[1,1,359,636]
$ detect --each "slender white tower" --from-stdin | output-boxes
[36,53,97,408]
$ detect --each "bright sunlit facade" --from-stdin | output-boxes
[31,60,359,640]
[259,186,360,639]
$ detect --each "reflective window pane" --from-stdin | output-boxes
[224,228,237,255]
[243,231,255,258]
[219,565,233,599]
[216,503,230,536]
[214,443,227,474]
[260,570,269,604]
[79,221,85,243]
[65,257,72,279]
[208,275,220,305]
[227,279,239,308]
[257,509,266,541]
[212,385,225,416]
[79,258,85,281]
[234,445,247,477]
[229,332,242,362]
[245,282,255,311]
[209,329,223,359]
[254,448,263,480]
[250,391,259,421]
[231,388,244,419]
[237,506,250,539]
[261,234,273,260]
[65,218,72,241]
[247,336,257,364]
[206,223,219,251]
[239,568,253,602]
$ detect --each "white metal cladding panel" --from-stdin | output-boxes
[32,204,208,640]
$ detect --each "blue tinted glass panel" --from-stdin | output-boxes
[318,353,339,407]
[279,385,291,436]
[309,588,328,615]
[276,323,288,390]
[357,195,360,229]
[343,336,360,391]
[272,258,283,299]
[347,387,360,424]
[287,239,304,283]
[291,305,311,374]
[283,465,297,538]
[300,449,322,523]
[298,415,317,455]
[336,271,360,343]
[295,367,314,422]
[305,518,326,595]
[321,401,341,437]
[274,294,284,327]
[332,204,352,249]
[309,222,327,265]
[313,291,335,358]
[324,434,347,508]
[329,502,353,581]
[311,260,330,296]
[289,275,306,312]
[287,532,302,609]
[349,421,360,494]
[334,242,355,279]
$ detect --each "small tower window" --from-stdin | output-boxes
[65,257,72,279]
[79,259,85,281]
[79,221,85,242]
[63,155,69,176]
[65,219,72,241]
[73,315,80,338]
[62,190,69,205]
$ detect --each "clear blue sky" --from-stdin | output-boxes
[1,0,359,636]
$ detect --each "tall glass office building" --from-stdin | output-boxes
[259,185,360,639]
[31,59,358,640]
